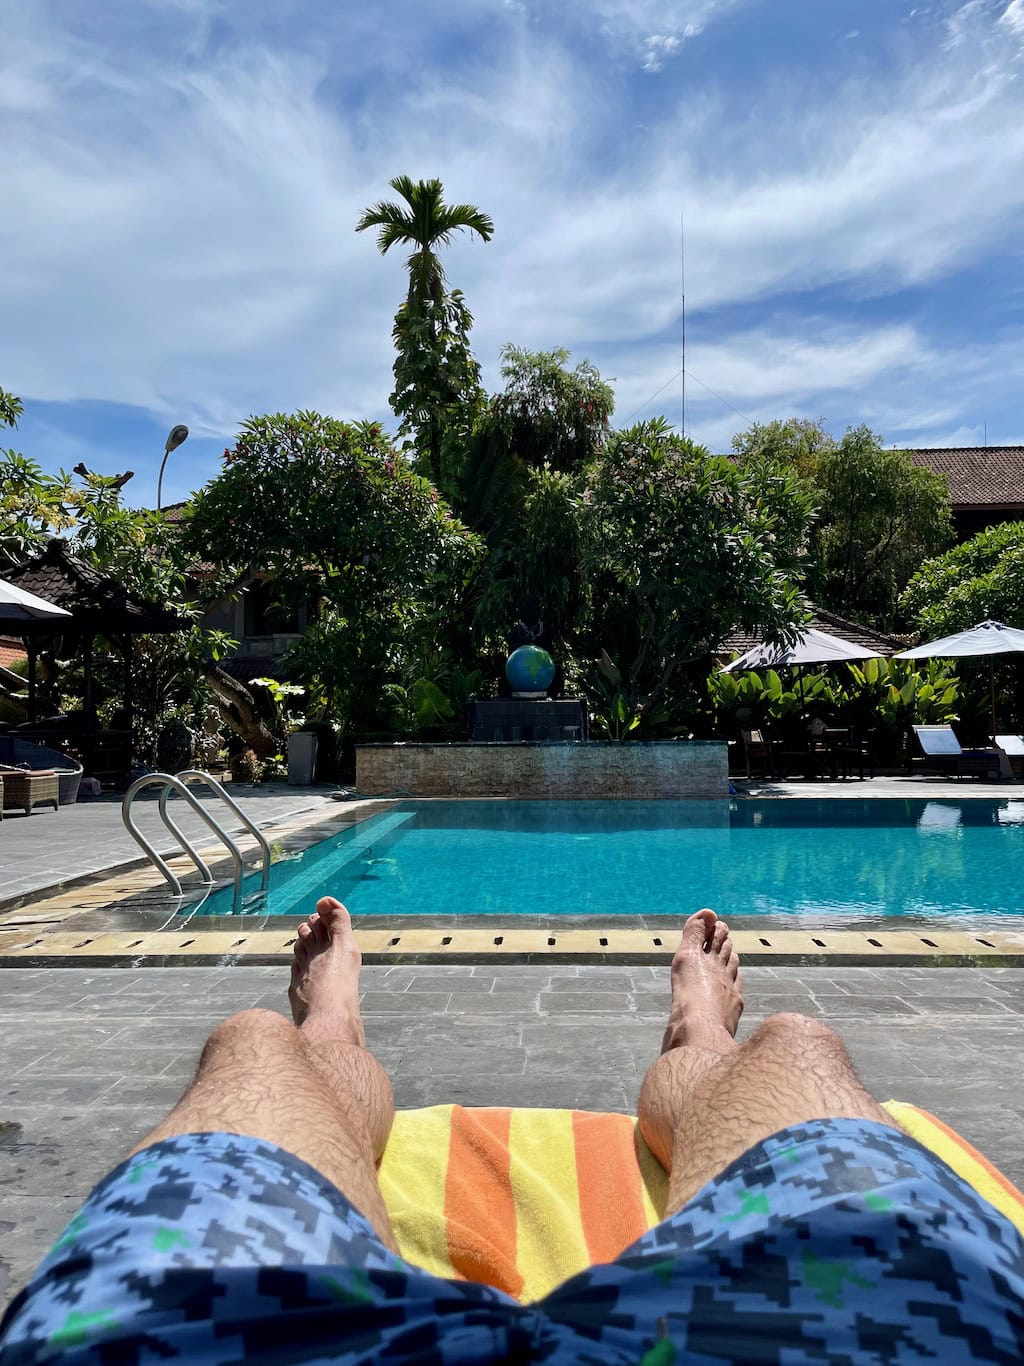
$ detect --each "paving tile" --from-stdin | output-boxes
[448,994,541,1015]
[0,1194,81,1302]
[526,1042,640,1076]
[5,1074,118,1106]
[359,992,453,1015]
[393,1074,632,1112]
[0,1046,56,1075]
[540,994,634,1015]
[32,1043,195,1078]
[394,1045,527,1076]
[542,975,636,993]
[909,997,1014,1016]
[811,995,923,1018]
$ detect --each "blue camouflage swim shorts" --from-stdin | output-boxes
[1,1117,1022,1363]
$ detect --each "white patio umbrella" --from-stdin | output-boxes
[722,626,885,718]
[894,619,1024,737]
[721,627,883,672]
[0,577,72,622]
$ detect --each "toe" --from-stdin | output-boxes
[681,909,716,951]
[720,934,734,961]
[297,922,313,943]
[712,920,729,953]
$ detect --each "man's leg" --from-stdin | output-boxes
[638,908,898,1214]
[131,895,398,1249]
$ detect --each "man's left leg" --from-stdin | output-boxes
[131,895,397,1247]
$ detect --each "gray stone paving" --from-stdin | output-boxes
[2,962,1023,1309]
[0,784,335,906]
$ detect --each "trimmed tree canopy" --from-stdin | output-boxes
[901,521,1024,637]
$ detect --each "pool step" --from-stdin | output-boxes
[4,924,1024,966]
[226,810,419,912]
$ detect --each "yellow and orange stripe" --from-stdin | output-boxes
[376,1102,1024,1304]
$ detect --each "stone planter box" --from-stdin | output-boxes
[355,741,727,799]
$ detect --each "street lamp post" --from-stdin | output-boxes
[157,425,189,510]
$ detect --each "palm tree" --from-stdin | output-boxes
[358,177,493,484]
[356,175,494,308]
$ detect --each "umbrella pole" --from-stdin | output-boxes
[26,638,37,725]
[991,658,997,740]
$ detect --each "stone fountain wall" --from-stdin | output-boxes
[355,741,727,799]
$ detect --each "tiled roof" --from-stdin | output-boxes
[909,447,1024,508]
[5,539,185,634]
[719,606,902,657]
[0,636,27,668]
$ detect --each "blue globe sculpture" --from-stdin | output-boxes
[506,645,555,696]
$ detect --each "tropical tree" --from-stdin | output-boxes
[901,521,1024,636]
[901,521,1024,731]
[0,392,231,751]
[811,427,952,629]
[579,419,814,734]
[454,347,615,660]
[732,416,834,483]
[733,419,953,629]
[356,176,493,485]
[184,411,482,732]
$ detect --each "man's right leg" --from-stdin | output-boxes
[638,909,898,1213]
[538,916,1023,1362]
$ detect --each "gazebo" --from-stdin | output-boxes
[4,539,185,785]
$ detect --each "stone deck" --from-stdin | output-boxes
[2,962,1022,1310]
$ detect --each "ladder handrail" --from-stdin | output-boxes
[171,770,272,891]
[122,773,245,911]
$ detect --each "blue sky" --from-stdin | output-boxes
[3,0,1024,508]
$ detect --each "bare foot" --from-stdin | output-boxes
[662,909,744,1054]
[288,897,365,1046]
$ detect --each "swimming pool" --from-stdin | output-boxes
[187,798,1024,922]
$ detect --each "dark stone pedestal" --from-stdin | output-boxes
[467,698,587,742]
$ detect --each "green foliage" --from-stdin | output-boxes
[732,417,834,483]
[0,396,230,751]
[251,676,308,735]
[732,419,953,629]
[357,176,492,484]
[457,347,613,658]
[390,289,484,496]
[811,427,952,628]
[709,656,959,761]
[186,411,482,730]
[483,346,614,477]
[708,668,823,738]
[580,419,814,734]
[901,521,1024,636]
[0,386,23,431]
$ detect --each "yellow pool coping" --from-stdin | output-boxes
[2,922,1023,966]
[4,797,1024,966]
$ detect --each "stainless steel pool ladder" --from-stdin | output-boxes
[121,770,271,913]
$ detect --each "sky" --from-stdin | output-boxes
[3,0,1024,508]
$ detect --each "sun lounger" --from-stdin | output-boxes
[911,725,1002,780]
[995,735,1024,781]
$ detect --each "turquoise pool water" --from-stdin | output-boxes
[189,798,1024,921]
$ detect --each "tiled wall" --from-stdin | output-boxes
[355,742,728,798]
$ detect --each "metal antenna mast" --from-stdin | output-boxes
[680,211,686,437]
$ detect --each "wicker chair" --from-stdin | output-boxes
[0,767,59,815]
[0,737,82,804]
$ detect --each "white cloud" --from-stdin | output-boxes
[1001,0,1024,32]
[2,0,1024,473]
[565,0,753,67]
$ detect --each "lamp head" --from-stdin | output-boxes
[165,424,189,453]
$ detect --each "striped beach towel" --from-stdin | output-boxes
[376,1103,1024,1303]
